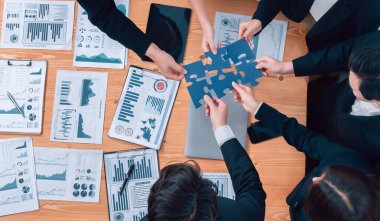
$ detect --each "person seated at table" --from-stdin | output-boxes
[76,0,186,80]
[190,0,380,54]
[230,82,380,221]
[142,96,266,221]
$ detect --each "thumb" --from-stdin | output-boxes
[256,62,269,70]
[173,62,187,75]
[232,82,245,94]
[209,41,217,55]
[203,95,215,110]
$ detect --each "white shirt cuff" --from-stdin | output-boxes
[214,125,236,147]
[253,102,263,117]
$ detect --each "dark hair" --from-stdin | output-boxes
[148,161,218,221]
[348,46,380,101]
[304,165,380,221]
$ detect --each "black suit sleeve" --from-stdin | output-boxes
[252,0,283,29]
[293,31,380,76]
[76,0,152,58]
[221,138,266,221]
[255,103,355,161]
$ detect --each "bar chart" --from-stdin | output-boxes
[59,81,72,105]
[112,190,129,212]
[144,96,165,115]
[23,22,66,44]
[111,154,154,182]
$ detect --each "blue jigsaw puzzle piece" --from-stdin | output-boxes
[184,60,207,83]
[235,60,262,86]
[225,39,255,64]
[209,72,236,98]
[187,80,212,109]
[204,47,230,72]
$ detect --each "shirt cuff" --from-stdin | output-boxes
[253,102,263,117]
[214,125,236,147]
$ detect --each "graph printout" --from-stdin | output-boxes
[50,70,108,144]
[108,66,179,150]
[0,138,39,217]
[0,60,47,134]
[1,0,75,50]
[104,149,159,221]
[214,12,288,61]
[34,147,103,202]
[203,173,235,200]
[73,0,129,69]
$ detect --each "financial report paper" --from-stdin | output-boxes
[1,0,75,50]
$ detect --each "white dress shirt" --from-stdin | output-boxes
[350,99,380,116]
[310,0,338,21]
[214,103,263,146]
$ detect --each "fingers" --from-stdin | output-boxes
[203,95,215,110]
[255,62,269,70]
[238,23,247,39]
[255,56,276,63]
[232,81,244,93]
[205,103,210,116]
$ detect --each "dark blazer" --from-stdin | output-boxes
[293,31,380,76]
[252,0,380,53]
[76,0,151,58]
[255,103,372,221]
[309,80,380,174]
[141,138,266,221]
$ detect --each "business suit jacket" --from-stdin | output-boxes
[255,103,372,221]
[141,138,266,221]
[76,0,151,58]
[309,80,380,175]
[252,0,380,58]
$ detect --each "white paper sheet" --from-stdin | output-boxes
[0,138,39,217]
[108,66,179,150]
[203,173,235,199]
[34,147,103,202]
[0,60,47,134]
[104,149,159,221]
[73,0,130,69]
[50,70,108,144]
[214,12,288,61]
[1,0,74,50]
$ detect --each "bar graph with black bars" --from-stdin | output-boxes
[117,69,144,123]
[133,211,147,221]
[112,190,129,212]
[59,81,72,105]
[112,155,153,182]
[24,22,65,43]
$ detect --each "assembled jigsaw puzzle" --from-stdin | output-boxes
[184,39,262,108]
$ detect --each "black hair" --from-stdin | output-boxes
[348,46,380,101]
[304,165,380,221]
[148,161,218,221]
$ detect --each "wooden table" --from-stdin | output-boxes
[0,0,308,220]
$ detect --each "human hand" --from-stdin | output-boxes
[231,82,260,114]
[145,43,187,80]
[204,95,228,131]
[201,24,217,54]
[255,56,294,75]
[238,19,262,45]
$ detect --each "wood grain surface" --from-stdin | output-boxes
[0,0,309,220]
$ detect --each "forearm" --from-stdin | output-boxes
[252,0,282,29]
[190,0,213,31]
[77,0,151,58]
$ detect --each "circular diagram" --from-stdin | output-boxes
[115,125,124,134]
[125,128,133,136]
[154,80,167,93]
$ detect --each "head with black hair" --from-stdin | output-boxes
[304,165,380,221]
[348,46,380,105]
[147,161,218,221]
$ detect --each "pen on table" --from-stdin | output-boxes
[120,163,135,194]
[6,91,25,118]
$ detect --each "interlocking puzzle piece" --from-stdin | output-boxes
[209,72,236,98]
[187,80,212,109]
[235,60,262,86]
[203,47,230,72]
[225,39,254,64]
[184,60,207,83]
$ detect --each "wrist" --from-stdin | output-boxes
[145,43,161,61]
[248,101,260,114]
[283,61,294,74]
[213,122,226,132]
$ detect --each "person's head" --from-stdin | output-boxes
[304,165,380,221]
[148,161,218,221]
[348,46,380,105]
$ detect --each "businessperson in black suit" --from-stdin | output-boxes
[76,0,186,80]
[307,46,380,175]
[231,82,380,221]
[141,95,266,221]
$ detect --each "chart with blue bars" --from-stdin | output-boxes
[23,22,66,44]
[144,96,165,115]
[112,189,129,212]
[117,69,144,123]
[111,154,154,182]
[59,81,72,105]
